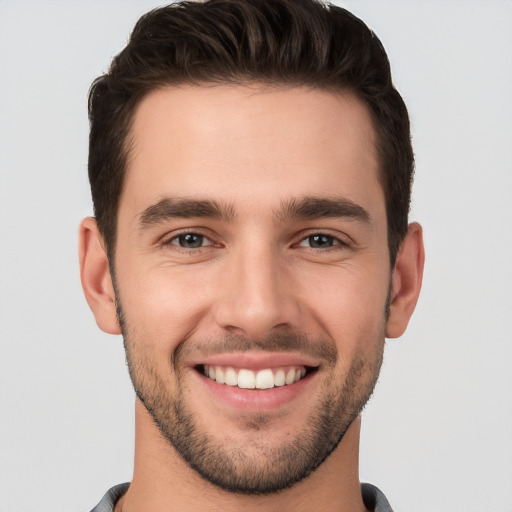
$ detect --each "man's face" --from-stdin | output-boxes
[114,85,390,493]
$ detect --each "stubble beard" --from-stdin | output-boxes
[116,298,386,495]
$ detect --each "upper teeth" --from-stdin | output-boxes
[203,365,307,389]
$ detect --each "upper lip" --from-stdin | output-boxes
[189,352,321,371]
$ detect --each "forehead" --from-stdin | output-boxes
[122,84,382,219]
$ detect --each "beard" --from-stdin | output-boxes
[117,299,385,495]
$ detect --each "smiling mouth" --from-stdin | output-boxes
[197,364,317,390]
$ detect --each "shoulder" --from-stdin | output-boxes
[361,483,394,512]
[89,483,130,512]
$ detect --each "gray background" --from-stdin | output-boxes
[0,1,511,511]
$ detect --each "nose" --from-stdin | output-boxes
[213,241,301,339]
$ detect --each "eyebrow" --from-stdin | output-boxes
[137,195,371,230]
[138,197,236,228]
[276,196,371,224]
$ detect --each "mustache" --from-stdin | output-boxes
[172,332,338,368]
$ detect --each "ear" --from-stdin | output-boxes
[386,222,425,338]
[78,217,121,335]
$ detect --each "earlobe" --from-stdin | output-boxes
[78,217,122,335]
[386,222,425,338]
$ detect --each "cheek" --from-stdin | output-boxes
[300,261,390,352]
[116,262,216,351]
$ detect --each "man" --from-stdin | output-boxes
[79,0,424,510]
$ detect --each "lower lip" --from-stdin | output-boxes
[194,370,317,411]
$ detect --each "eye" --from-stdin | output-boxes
[298,234,341,249]
[169,233,210,249]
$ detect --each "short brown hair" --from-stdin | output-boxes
[88,0,414,265]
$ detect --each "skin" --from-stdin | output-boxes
[80,84,424,512]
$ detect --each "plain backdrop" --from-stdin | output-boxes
[0,1,511,511]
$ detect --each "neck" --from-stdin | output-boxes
[117,400,367,512]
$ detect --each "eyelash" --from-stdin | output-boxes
[162,231,217,250]
[295,232,349,251]
[161,230,349,252]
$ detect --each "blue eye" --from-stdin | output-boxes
[298,233,346,249]
[305,234,336,248]
[173,233,205,248]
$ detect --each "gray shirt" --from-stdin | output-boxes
[89,482,394,511]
